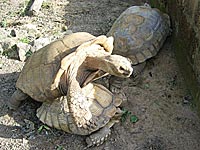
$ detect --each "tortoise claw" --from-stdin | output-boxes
[85,126,111,149]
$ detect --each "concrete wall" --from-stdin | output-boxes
[149,0,200,113]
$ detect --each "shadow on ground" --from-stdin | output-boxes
[1,39,200,150]
[1,0,200,150]
[0,72,88,149]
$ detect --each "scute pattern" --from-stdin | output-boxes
[16,33,96,102]
[36,83,120,135]
[107,5,170,65]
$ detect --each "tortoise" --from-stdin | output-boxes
[107,4,171,91]
[8,32,133,147]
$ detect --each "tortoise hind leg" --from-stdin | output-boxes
[7,89,28,110]
[130,62,146,85]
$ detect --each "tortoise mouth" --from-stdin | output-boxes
[123,71,132,76]
[118,66,133,77]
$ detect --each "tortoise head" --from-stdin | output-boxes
[102,55,133,78]
[86,54,133,78]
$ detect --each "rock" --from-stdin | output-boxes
[31,37,50,52]
[1,38,16,50]
[0,28,10,39]
[23,24,37,31]
[1,39,31,61]
[3,44,19,60]
[22,24,40,37]
[63,30,73,35]
[10,29,16,37]
[15,30,29,40]
[23,119,35,131]
[0,44,3,54]
[16,42,31,62]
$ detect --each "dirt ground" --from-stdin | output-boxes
[0,0,200,150]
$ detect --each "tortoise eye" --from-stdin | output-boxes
[119,66,126,71]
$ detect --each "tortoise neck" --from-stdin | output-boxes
[85,56,110,73]
[58,71,68,95]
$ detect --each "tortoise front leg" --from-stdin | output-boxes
[109,62,146,93]
[8,89,28,110]
[85,110,122,148]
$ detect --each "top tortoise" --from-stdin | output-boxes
[8,32,133,147]
[8,32,132,109]
[107,4,170,77]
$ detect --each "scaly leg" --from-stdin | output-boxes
[109,62,146,93]
[7,89,28,110]
[85,109,122,148]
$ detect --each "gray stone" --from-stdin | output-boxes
[16,42,31,62]
[0,38,18,56]
[31,37,50,52]
[0,38,31,61]
[10,29,16,37]
[0,28,10,40]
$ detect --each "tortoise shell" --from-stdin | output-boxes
[107,4,170,65]
[36,82,122,135]
[16,32,96,102]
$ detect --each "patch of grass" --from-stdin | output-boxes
[144,83,150,89]
[42,2,51,9]
[1,19,7,28]
[56,145,64,150]
[37,125,51,133]
[20,37,30,44]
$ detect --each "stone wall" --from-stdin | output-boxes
[149,0,200,113]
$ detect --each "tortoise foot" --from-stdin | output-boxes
[7,89,28,110]
[109,76,127,102]
[7,100,19,110]
[109,76,124,93]
[85,126,111,148]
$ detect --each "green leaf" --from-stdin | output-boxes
[144,83,150,89]
[130,115,138,123]
[43,125,50,130]
[37,125,50,133]
[56,146,63,150]
[20,37,30,44]
[37,125,43,133]
[121,108,131,123]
